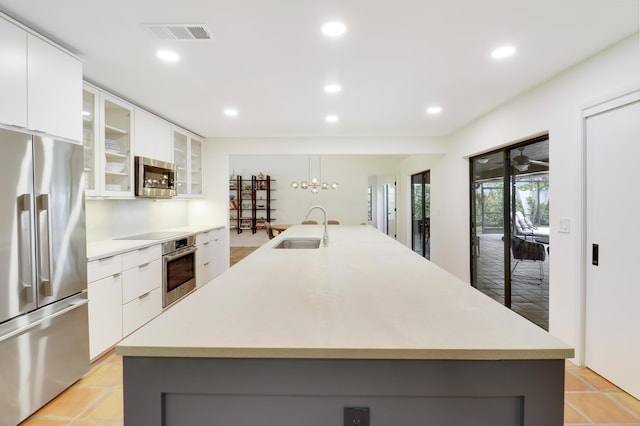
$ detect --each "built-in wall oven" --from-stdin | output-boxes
[162,234,197,307]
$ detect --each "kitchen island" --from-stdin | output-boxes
[116,225,573,426]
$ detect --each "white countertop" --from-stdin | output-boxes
[116,225,573,360]
[86,225,224,261]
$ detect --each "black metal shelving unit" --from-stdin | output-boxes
[229,175,275,234]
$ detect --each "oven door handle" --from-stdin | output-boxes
[164,246,197,262]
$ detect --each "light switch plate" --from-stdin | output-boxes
[559,218,570,233]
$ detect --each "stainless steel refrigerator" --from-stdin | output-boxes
[0,127,89,426]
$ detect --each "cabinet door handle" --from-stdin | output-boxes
[204,262,210,266]
[203,242,210,246]
[592,244,599,266]
[112,273,121,279]
[138,262,150,269]
[99,255,115,262]
[139,291,151,300]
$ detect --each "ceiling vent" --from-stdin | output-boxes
[144,24,213,41]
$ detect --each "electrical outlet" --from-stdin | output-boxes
[344,407,370,426]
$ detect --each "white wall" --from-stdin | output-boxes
[433,34,640,362]
[85,198,189,242]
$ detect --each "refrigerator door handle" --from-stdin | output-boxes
[0,298,89,344]
[18,194,35,304]
[37,193,53,297]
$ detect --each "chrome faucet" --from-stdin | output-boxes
[305,205,329,246]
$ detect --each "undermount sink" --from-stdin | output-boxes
[273,238,321,249]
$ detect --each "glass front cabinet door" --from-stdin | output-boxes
[100,93,133,196]
[173,128,189,197]
[190,136,203,197]
[82,86,100,196]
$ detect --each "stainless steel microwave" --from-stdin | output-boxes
[134,156,177,198]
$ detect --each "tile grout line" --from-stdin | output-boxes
[565,367,640,425]
[564,398,596,425]
[601,391,640,421]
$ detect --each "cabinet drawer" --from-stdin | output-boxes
[196,262,214,288]
[87,255,122,283]
[122,287,162,336]
[196,241,217,266]
[122,245,161,270]
[195,228,223,245]
[122,259,161,303]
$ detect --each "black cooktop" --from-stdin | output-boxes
[116,231,188,240]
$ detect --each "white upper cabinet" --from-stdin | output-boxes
[83,85,101,196]
[172,129,204,198]
[0,17,27,128]
[190,136,203,197]
[27,34,82,141]
[173,128,189,197]
[84,83,203,199]
[134,107,172,162]
[101,93,134,196]
[0,15,82,141]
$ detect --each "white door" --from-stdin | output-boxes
[585,93,640,399]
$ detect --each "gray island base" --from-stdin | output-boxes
[123,357,564,426]
[117,225,573,425]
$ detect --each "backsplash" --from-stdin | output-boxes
[85,198,189,242]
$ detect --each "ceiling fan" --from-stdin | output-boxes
[512,149,549,171]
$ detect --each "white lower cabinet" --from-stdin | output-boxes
[121,247,162,336]
[87,255,123,360]
[122,288,162,336]
[196,229,224,288]
[87,244,162,360]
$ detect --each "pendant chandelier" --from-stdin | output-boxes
[291,155,339,194]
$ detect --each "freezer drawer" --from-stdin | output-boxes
[0,296,89,426]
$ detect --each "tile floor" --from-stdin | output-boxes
[475,233,550,330]
[19,247,640,425]
[20,350,123,425]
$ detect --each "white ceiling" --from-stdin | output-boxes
[1,0,638,138]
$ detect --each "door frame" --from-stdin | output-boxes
[579,89,640,366]
[383,181,397,238]
[469,135,549,309]
[411,170,431,259]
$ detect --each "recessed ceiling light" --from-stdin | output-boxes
[223,109,238,117]
[426,106,442,115]
[491,45,516,59]
[322,21,346,37]
[325,115,339,123]
[156,50,180,62]
[324,84,342,94]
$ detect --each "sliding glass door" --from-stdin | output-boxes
[470,137,549,329]
[411,171,430,259]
